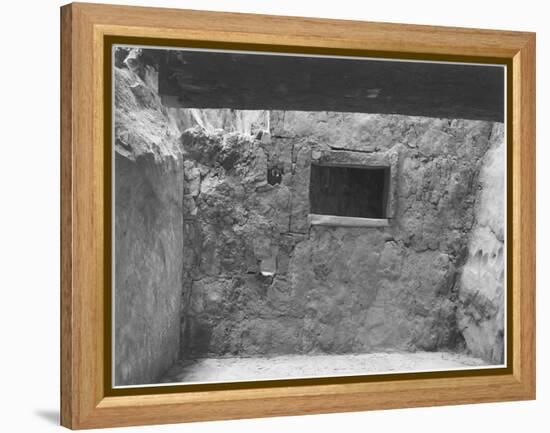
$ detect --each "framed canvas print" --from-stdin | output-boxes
[60,2,536,429]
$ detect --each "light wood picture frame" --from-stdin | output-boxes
[60,2,535,429]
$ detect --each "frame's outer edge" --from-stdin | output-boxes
[60,3,74,429]
[60,2,536,429]
[515,33,536,397]
[70,2,533,58]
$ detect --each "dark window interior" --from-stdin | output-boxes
[309,164,389,219]
[267,165,284,185]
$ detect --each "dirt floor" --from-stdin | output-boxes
[159,352,489,384]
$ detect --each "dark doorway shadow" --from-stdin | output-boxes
[34,409,59,425]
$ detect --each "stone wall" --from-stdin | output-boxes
[114,48,506,378]
[180,110,504,359]
[113,59,185,385]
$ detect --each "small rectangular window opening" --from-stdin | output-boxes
[309,164,390,219]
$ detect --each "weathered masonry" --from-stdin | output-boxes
[114,47,505,385]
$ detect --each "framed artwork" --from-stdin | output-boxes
[60,2,536,429]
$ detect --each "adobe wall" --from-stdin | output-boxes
[113,63,185,385]
[180,111,503,360]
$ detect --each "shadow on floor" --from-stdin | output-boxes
[159,359,202,383]
[34,409,59,425]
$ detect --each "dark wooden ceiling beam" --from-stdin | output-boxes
[155,50,504,122]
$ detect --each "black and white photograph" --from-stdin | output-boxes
[112,45,506,387]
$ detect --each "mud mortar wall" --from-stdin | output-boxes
[180,110,504,360]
